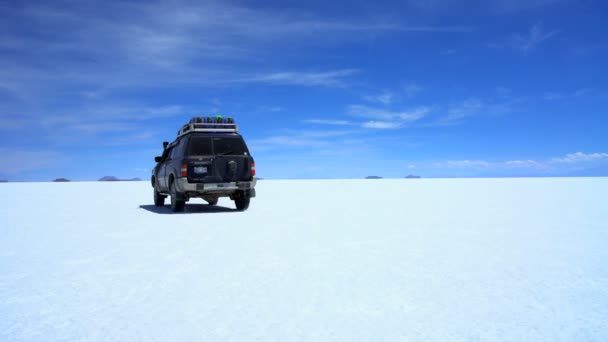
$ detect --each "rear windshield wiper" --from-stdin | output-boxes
[216,150,234,156]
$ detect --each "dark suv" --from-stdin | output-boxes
[151,117,257,212]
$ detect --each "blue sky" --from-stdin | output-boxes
[0,0,607,181]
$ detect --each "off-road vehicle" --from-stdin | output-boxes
[151,116,256,212]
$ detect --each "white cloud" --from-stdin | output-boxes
[249,130,358,151]
[504,160,545,169]
[349,105,431,121]
[243,69,358,87]
[397,25,474,32]
[0,149,65,174]
[38,104,190,132]
[259,106,283,112]
[543,92,563,101]
[495,86,512,98]
[298,130,359,138]
[1,103,200,147]
[250,136,325,149]
[0,0,477,101]
[305,105,430,130]
[363,83,422,105]
[442,98,484,123]
[362,121,402,129]
[347,105,431,129]
[543,88,592,101]
[552,152,608,163]
[399,107,431,122]
[445,160,492,168]
[435,95,516,125]
[303,119,355,126]
[404,82,423,97]
[408,0,562,14]
[511,23,560,54]
[573,88,591,97]
[363,91,395,105]
[490,0,563,13]
[434,152,608,173]
[349,105,393,120]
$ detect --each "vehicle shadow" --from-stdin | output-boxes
[139,204,237,214]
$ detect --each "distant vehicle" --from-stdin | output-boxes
[151,116,256,212]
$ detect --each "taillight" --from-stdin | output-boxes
[251,162,256,177]
[180,164,188,177]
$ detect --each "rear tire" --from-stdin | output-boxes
[154,188,166,207]
[234,192,250,211]
[170,181,185,212]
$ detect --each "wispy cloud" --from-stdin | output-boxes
[248,130,359,151]
[242,69,358,87]
[436,152,608,172]
[258,106,284,113]
[0,0,474,153]
[543,88,592,101]
[0,102,204,148]
[406,0,569,14]
[303,119,355,126]
[407,0,562,14]
[404,82,423,97]
[363,91,395,105]
[434,96,516,125]
[552,152,608,163]
[490,0,563,13]
[395,25,474,33]
[36,104,190,131]
[444,160,492,168]
[305,104,431,129]
[505,23,560,54]
[349,105,431,121]
[348,105,432,129]
[443,98,484,123]
[543,92,561,101]
[0,149,65,174]
[504,160,545,169]
[0,1,472,97]
[363,83,422,105]
[361,121,403,129]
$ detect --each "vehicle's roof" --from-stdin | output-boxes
[189,133,242,137]
[170,132,243,145]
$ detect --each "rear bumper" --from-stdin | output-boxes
[176,177,257,196]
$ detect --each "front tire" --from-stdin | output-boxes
[170,181,185,212]
[234,192,250,211]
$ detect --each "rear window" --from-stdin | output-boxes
[186,136,248,156]
[212,137,248,155]
[187,137,213,156]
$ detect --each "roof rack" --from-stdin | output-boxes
[177,116,238,138]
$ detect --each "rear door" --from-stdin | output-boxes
[185,135,253,183]
[211,136,253,182]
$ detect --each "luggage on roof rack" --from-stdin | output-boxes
[177,116,238,137]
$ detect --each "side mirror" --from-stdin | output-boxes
[155,156,162,163]
[163,141,169,149]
